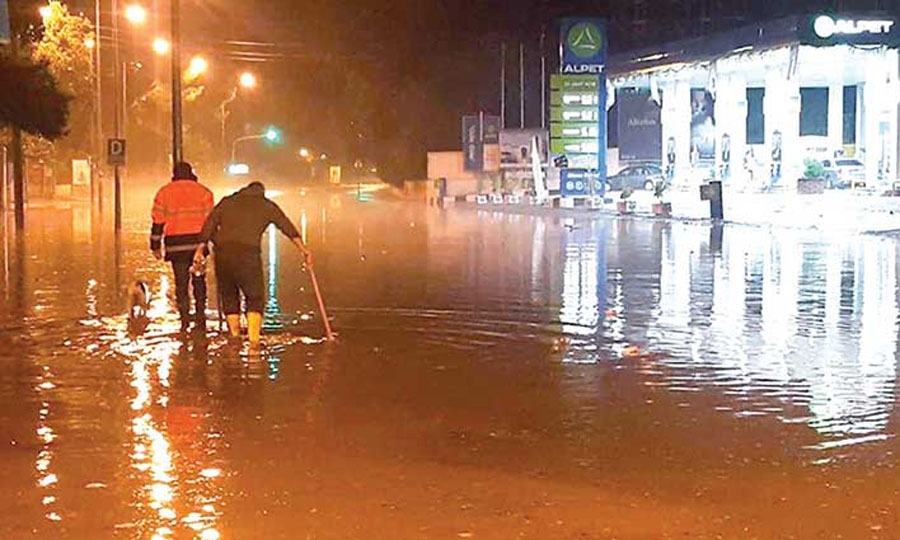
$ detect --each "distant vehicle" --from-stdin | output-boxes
[607,164,666,192]
[821,158,866,189]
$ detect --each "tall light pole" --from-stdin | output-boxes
[93,0,102,207]
[220,72,257,163]
[112,0,122,231]
[109,2,146,231]
[171,0,183,164]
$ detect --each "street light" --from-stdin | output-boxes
[186,55,208,80]
[110,0,149,232]
[239,72,258,89]
[152,37,170,56]
[220,72,259,162]
[39,5,52,19]
[231,127,282,163]
[124,4,147,25]
[299,148,310,159]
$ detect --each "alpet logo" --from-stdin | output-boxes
[567,22,603,59]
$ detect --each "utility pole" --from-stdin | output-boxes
[500,43,506,129]
[11,35,24,230]
[171,0,183,164]
[519,42,525,129]
[220,87,238,162]
[112,0,122,231]
[93,0,102,207]
[540,29,546,129]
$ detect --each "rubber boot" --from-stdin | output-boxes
[226,315,241,339]
[247,312,263,346]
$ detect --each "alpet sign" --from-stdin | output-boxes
[814,15,895,38]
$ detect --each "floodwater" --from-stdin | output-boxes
[3,184,900,539]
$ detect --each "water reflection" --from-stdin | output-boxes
[263,225,283,333]
[645,224,899,448]
[559,220,608,362]
[35,365,60,523]
[109,274,224,538]
[533,215,900,451]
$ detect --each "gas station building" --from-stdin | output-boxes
[606,13,900,191]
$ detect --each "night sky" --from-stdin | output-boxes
[15,0,900,179]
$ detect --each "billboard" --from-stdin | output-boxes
[462,114,502,172]
[549,74,606,173]
[618,88,662,163]
[690,88,716,162]
[462,116,483,171]
[0,0,9,44]
[560,169,601,197]
[72,159,91,186]
[500,129,548,168]
[560,18,608,74]
[482,115,501,171]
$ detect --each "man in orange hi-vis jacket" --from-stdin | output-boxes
[150,162,214,332]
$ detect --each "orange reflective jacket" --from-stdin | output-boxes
[150,179,214,261]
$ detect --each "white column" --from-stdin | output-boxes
[714,73,746,183]
[887,48,900,184]
[660,77,692,186]
[828,82,844,157]
[764,62,800,185]
[861,49,899,187]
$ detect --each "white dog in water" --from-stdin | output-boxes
[127,281,150,333]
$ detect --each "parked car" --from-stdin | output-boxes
[607,164,666,192]
[821,158,866,189]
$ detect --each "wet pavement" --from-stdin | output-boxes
[3,184,900,538]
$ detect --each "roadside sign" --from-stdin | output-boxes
[560,168,599,197]
[107,139,126,166]
[0,0,10,44]
[329,165,342,184]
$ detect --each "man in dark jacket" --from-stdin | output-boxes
[151,162,214,332]
[194,181,312,347]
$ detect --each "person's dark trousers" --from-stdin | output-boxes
[171,259,207,330]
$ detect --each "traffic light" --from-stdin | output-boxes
[264,126,282,144]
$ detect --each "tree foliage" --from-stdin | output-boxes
[0,54,70,139]
[32,1,94,158]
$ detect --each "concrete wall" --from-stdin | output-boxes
[427,151,480,197]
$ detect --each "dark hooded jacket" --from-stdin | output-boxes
[198,183,300,253]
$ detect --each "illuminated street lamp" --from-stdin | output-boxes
[124,4,147,25]
[186,55,208,80]
[239,72,258,89]
[152,37,170,56]
[299,148,311,159]
[109,0,151,231]
[265,127,281,143]
[220,72,259,162]
[39,5,52,19]
[231,126,283,163]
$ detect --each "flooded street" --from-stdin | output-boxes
[3,185,900,539]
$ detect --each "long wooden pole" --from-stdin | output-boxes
[307,265,334,341]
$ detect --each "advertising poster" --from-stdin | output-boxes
[482,115,502,172]
[618,88,661,163]
[0,0,9,44]
[690,88,716,162]
[72,159,90,186]
[462,116,483,172]
[500,129,549,168]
